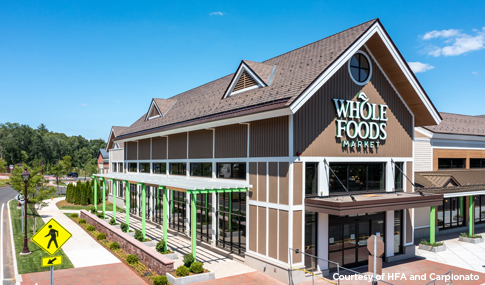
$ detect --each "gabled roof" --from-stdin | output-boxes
[145,98,178,121]
[98,149,109,161]
[116,18,440,140]
[422,112,485,137]
[107,126,128,151]
[415,169,485,189]
[222,60,275,98]
[242,60,274,85]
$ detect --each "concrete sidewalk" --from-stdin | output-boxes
[37,197,120,268]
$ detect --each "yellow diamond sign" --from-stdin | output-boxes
[42,256,62,267]
[32,218,72,256]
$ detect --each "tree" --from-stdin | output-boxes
[50,161,67,194]
[0,157,5,173]
[62,155,72,174]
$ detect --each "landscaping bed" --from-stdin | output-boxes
[56,199,122,212]
[459,233,484,244]
[419,239,446,252]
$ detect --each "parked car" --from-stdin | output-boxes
[67,172,78,178]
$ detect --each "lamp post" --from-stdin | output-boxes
[20,168,31,255]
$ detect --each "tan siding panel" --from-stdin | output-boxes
[152,137,167,160]
[414,140,432,171]
[257,207,267,255]
[189,130,213,159]
[406,162,413,192]
[293,47,413,158]
[168,133,187,159]
[279,162,289,205]
[250,116,289,157]
[433,149,485,171]
[215,124,247,158]
[268,162,278,204]
[138,139,150,160]
[258,162,267,202]
[249,162,257,200]
[268,208,278,259]
[278,210,289,263]
[406,209,413,244]
[126,142,137,160]
[249,205,257,252]
[292,211,302,263]
[293,162,303,205]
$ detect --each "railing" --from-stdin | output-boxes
[423,270,452,285]
[288,248,395,285]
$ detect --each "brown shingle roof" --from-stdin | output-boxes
[117,19,378,139]
[416,169,485,194]
[423,112,485,136]
[242,60,275,85]
[153,98,178,116]
[112,126,128,137]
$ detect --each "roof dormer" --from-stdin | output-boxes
[223,60,276,98]
[145,98,178,121]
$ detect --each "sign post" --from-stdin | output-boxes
[15,195,25,234]
[367,233,384,285]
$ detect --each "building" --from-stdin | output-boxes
[414,113,485,241]
[93,18,444,283]
[106,126,128,207]
[97,149,109,174]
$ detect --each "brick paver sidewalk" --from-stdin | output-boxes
[193,271,286,285]
[21,263,147,285]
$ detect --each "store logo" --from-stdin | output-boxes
[333,92,388,149]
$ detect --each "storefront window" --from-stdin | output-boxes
[216,192,246,255]
[305,163,318,196]
[152,163,167,174]
[438,197,465,229]
[475,195,485,223]
[139,163,150,173]
[128,163,137,172]
[470,159,485,168]
[394,162,403,191]
[438,158,465,169]
[190,163,212,177]
[217,163,246,179]
[394,210,403,254]
[304,212,317,270]
[329,163,386,194]
[170,163,186,175]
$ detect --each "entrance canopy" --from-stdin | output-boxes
[305,192,443,216]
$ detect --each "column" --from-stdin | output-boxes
[460,196,464,225]
[111,179,117,220]
[317,213,328,271]
[140,183,146,239]
[191,192,197,260]
[102,178,106,219]
[469,195,474,236]
[385,210,394,258]
[430,206,436,243]
[186,192,191,235]
[92,176,97,211]
[161,186,168,252]
[124,181,129,231]
[211,192,217,246]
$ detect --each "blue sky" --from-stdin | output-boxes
[1,0,484,140]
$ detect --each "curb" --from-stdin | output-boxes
[7,199,22,285]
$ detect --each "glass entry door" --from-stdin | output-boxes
[329,212,385,268]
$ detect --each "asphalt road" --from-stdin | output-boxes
[0,185,18,285]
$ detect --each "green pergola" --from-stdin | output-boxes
[92,174,249,260]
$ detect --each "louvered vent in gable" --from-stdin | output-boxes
[233,70,259,92]
[150,106,161,118]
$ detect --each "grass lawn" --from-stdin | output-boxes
[56,200,123,212]
[9,200,74,274]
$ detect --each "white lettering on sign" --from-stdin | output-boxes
[333,92,388,148]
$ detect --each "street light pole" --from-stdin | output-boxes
[20,168,31,255]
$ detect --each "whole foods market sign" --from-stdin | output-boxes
[333,92,387,149]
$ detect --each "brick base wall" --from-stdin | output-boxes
[80,210,174,275]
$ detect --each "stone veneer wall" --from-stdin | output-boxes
[80,210,174,275]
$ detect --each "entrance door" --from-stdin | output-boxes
[329,212,385,268]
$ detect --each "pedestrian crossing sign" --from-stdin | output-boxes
[31,218,72,256]
[42,256,62,267]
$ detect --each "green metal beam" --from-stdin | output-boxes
[92,176,97,211]
[102,178,106,219]
[187,188,248,194]
[469,195,474,236]
[111,179,117,220]
[191,192,196,260]
[430,206,435,244]
[160,186,168,252]
[140,183,146,240]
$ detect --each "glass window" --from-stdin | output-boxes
[128,163,137,172]
[367,163,385,191]
[112,163,117,172]
[152,163,167,174]
[329,164,348,193]
[118,163,123,173]
[349,53,370,83]
[169,163,186,175]
[304,212,317,270]
[394,162,403,191]
[470,159,485,168]
[329,163,386,193]
[217,163,246,179]
[305,163,318,196]
[348,164,366,191]
[438,158,465,169]
[394,210,403,254]
[139,163,150,173]
[190,163,212,177]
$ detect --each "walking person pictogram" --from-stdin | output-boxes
[45,225,59,249]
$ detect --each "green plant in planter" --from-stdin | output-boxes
[126,254,139,264]
[120,223,128,233]
[153,275,168,285]
[175,265,189,277]
[71,213,79,218]
[156,240,167,254]
[96,212,103,219]
[87,225,95,231]
[109,241,120,250]
[90,207,96,214]
[97,233,106,240]
[190,262,204,274]
[420,239,444,247]
[460,232,482,238]
[109,218,117,225]
[79,219,86,224]
[183,253,195,268]
[134,229,144,241]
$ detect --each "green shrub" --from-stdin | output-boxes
[109,241,120,250]
[420,239,444,247]
[156,240,166,254]
[96,212,103,219]
[70,213,79,218]
[109,218,117,225]
[183,253,195,268]
[134,229,144,241]
[120,223,128,233]
[97,233,106,240]
[126,254,139,264]
[175,265,189,277]
[79,219,86,224]
[86,225,95,231]
[460,232,482,239]
[153,275,168,285]
[90,207,96,214]
[190,262,204,274]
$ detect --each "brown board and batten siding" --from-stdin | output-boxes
[188,130,213,159]
[152,137,167,160]
[215,124,247,158]
[293,48,413,158]
[250,116,289,157]
[249,162,257,200]
[279,162,289,205]
[406,162,413,192]
[257,206,267,255]
[278,210,289,263]
[293,162,303,205]
[138,139,150,160]
[249,205,257,252]
[126,142,137,160]
[168,133,187,159]
[258,162,267,202]
[268,162,278,204]
[292,211,302,263]
[268,208,278,259]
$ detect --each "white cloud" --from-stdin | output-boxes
[408,62,435,73]
[79,103,88,107]
[423,27,485,57]
[472,71,478,74]
[209,11,224,16]
[116,100,120,103]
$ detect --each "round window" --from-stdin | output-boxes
[348,51,372,85]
